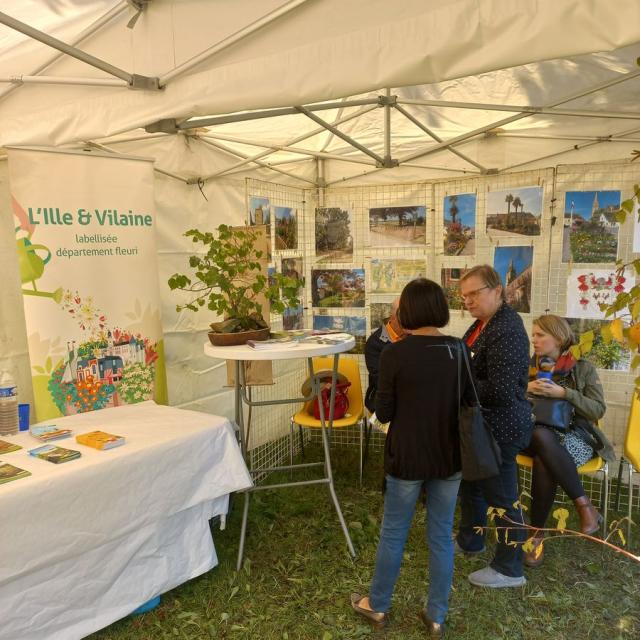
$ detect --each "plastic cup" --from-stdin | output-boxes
[536,371,553,380]
[18,403,30,431]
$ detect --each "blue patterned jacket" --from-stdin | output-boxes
[463,302,533,444]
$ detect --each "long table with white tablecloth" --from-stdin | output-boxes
[0,401,252,640]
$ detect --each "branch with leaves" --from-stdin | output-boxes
[168,225,304,333]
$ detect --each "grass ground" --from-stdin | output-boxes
[90,446,640,640]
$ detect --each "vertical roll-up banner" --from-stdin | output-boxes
[7,148,167,422]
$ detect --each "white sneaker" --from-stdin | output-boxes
[468,566,526,588]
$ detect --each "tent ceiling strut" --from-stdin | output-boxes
[0,9,160,90]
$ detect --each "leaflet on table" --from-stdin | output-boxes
[28,444,81,464]
[30,425,73,442]
[76,430,125,450]
[248,331,353,349]
[0,461,31,484]
[0,440,22,454]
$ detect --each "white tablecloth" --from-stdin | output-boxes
[0,401,252,640]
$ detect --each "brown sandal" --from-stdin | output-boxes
[350,593,386,628]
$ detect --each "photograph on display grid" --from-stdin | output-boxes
[486,186,543,238]
[565,268,632,319]
[565,317,630,371]
[315,207,354,262]
[562,190,621,263]
[370,302,394,331]
[313,315,366,354]
[493,246,533,313]
[311,268,365,308]
[368,205,426,247]
[249,196,271,225]
[443,193,476,256]
[274,206,297,250]
[370,258,426,293]
[281,257,304,283]
[283,305,304,330]
[441,267,471,310]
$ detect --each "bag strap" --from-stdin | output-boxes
[457,339,483,408]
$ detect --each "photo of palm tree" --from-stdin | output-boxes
[443,193,476,255]
[311,269,365,308]
[486,186,543,237]
[369,206,426,247]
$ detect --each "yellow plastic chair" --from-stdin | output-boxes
[290,356,368,485]
[517,429,609,536]
[623,392,640,545]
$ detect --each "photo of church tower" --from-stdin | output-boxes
[493,246,533,313]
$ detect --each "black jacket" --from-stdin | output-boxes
[364,325,391,412]
[376,335,473,480]
[463,303,533,444]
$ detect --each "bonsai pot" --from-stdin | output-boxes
[208,327,270,346]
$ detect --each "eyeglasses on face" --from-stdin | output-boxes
[460,285,490,301]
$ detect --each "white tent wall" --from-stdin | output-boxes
[0,160,33,410]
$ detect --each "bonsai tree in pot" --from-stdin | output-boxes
[168,224,304,345]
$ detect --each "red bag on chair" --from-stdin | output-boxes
[311,381,351,420]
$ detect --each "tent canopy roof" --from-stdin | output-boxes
[1,0,639,185]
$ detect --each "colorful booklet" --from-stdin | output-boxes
[30,425,73,442]
[76,430,125,450]
[0,461,31,484]
[0,439,22,454]
[29,444,81,464]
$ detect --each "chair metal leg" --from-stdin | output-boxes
[628,463,634,547]
[298,424,305,459]
[602,463,609,538]
[363,418,372,468]
[359,418,363,487]
[289,419,295,480]
[615,456,625,511]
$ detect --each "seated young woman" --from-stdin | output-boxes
[523,314,606,567]
[350,278,473,638]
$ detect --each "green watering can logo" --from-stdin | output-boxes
[16,229,63,303]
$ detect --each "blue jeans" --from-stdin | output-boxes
[456,436,529,578]
[369,472,462,624]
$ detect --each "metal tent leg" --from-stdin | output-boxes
[236,490,251,571]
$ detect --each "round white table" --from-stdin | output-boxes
[204,336,357,569]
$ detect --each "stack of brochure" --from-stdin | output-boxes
[29,444,81,464]
[248,331,353,350]
[30,425,72,442]
[0,461,31,484]
[0,439,22,454]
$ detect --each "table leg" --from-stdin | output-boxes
[309,356,356,558]
[237,490,251,571]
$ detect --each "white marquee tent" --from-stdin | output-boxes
[1,0,640,450]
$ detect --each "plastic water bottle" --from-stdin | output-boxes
[0,373,19,436]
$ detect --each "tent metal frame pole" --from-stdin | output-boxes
[198,104,378,181]
[398,68,640,165]
[219,157,314,179]
[383,88,392,164]
[200,132,377,166]
[499,125,640,172]
[159,0,312,85]
[196,137,317,186]
[85,142,189,183]
[0,1,129,104]
[176,98,379,129]
[393,103,487,172]
[295,105,385,165]
[397,100,640,121]
[0,75,127,87]
[0,9,158,89]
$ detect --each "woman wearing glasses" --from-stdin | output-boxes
[454,265,533,588]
